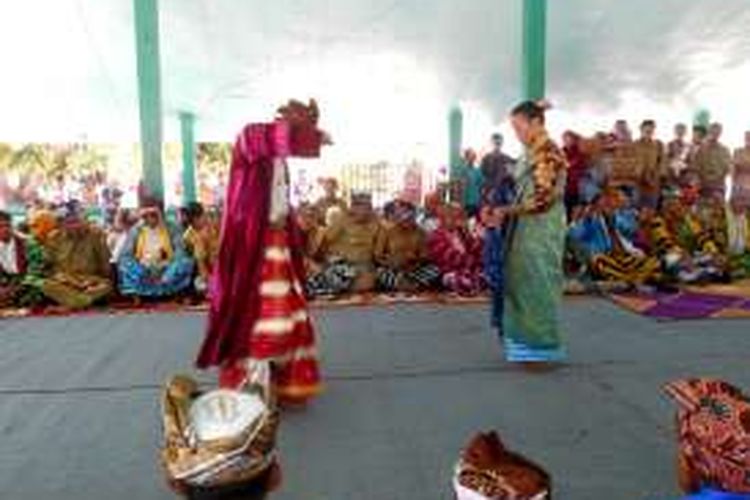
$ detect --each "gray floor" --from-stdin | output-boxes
[0,300,749,499]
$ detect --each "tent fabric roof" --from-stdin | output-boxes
[2,0,749,160]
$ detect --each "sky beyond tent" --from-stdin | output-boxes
[1,0,750,164]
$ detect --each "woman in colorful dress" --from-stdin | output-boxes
[427,203,485,296]
[500,101,567,365]
[118,201,194,299]
[197,99,327,406]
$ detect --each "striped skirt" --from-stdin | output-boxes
[220,228,321,403]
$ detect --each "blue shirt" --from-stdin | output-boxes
[452,163,483,208]
[680,487,750,499]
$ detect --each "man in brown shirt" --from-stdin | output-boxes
[374,200,440,292]
[693,123,732,200]
[42,202,113,309]
[306,192,381,296]
[607,120,641,204]
[313,177,347,225]
[633,120,666,209]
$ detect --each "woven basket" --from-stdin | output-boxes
[160,361,279,493]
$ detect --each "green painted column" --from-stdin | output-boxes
[133,0,164,204]
[179,111,197,204]
[693,108,711,129]
[448,105,463,178]
[522,0,547,101]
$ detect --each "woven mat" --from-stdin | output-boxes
[610,280,750,320]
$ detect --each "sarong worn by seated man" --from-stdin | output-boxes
[726,201,750,279]
[638,205,726,284]
[662,195,728,281]
[118,208,194,298]
[568,207,661,285]
[374,201,441,293]
[306,199,382,297]
[198,99,327,405]
[42,223,113,309]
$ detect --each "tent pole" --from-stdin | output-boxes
[522,0,547,101]
[133,0,165,205]
[179,111,197,205]
[448,105,464,179]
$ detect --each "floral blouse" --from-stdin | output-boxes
[521,128,568,214]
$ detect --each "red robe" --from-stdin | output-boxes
[196,123,307,369]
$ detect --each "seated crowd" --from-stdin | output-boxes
[0,199,221,311]
[1,119,750,312]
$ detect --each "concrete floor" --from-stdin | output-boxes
[0,299,749,499]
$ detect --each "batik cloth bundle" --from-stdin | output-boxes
[160,360,279,492]
[665,378,750,495]
[453,431,551,500]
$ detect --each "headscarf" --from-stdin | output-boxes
[664,378,750,494]
[28,209,58,243]
[135,208,174,264]
[453,431,551,500]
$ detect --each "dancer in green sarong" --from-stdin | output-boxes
[501,101,567,364]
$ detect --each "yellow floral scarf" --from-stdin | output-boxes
[135,225,173,264]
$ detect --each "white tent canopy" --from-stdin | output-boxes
[1,0,750,163]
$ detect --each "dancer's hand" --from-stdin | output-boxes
[491,207,509,223]
[479,206,497,227]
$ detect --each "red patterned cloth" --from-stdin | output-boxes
[428,227,485,295]
[219,228,321,403]
[664,378,750,493]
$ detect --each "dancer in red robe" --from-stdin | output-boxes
[197,99,328,405]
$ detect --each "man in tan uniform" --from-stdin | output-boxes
[374,200,440,292]
[607,120,641,205]
[693,123,732,200]
[633,120,666,209]
[42,202,113,309]
[306,192,382,296]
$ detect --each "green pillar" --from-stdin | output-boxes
[179,111,197,204]
[448,105,463,178]
[133,0,164,204]
[522,0,547,101]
